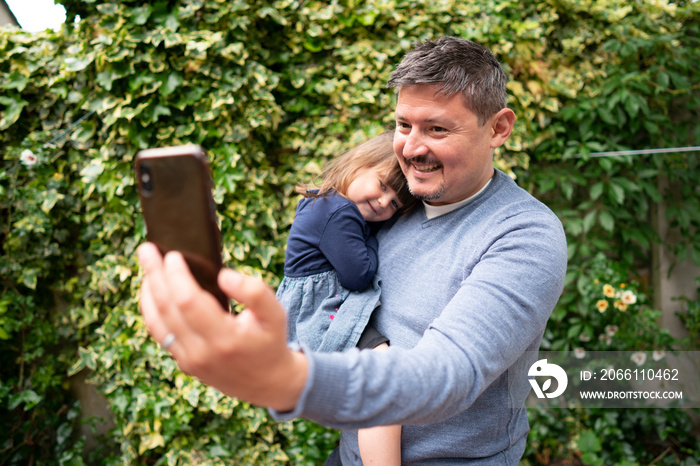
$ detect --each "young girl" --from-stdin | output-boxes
[276,130,416,465]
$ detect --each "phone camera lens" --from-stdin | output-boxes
[139,164,154,194]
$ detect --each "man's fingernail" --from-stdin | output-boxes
[220,269,243,286]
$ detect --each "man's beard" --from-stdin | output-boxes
[403,156,446,202]
[409,181,446,202]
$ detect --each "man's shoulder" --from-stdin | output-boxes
[488,170,559,219]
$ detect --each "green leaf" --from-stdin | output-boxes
[0,96,28,130]
[41,189,65,214]
[608,183,625,205]
[19,268,38,290]
[161,72,184,96]
[208,445,231,457]
[561,180,574,200]
[583,209,597,234]
[599,210,615,233]
[9,389,42,410]
[577,429,602,452]
[131,5,152,25]
[567,323,582,339]
[2,72,30,92]
[690,244,700,267]
[80,160,104,183]
[64,56,94,72]
[149,104,171,122]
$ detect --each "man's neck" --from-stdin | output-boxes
[423,176,494,220]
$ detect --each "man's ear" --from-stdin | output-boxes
[489,108,516,149]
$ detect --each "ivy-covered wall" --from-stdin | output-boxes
[1,0,699,464]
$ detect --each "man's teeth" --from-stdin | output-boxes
[412,162,441,173]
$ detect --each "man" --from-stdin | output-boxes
[138,36,567,464]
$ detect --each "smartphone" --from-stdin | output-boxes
[134,144,229,311]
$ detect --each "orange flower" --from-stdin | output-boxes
[614,300,627,312]
[596,300,609,313]
[603,284,615,298]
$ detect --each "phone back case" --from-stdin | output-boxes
[135,145,229,310]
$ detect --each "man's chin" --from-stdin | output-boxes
[409,185,445,202]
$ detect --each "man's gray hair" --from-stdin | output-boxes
[387,36,508,126]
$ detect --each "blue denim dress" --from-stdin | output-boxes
[276,270,381,352]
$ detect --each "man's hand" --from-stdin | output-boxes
[138,242,307,412]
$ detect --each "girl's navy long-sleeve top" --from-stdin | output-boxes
[283,193,378,291]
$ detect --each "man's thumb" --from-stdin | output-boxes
[218,269,283,323]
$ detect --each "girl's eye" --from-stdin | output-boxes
[391,200,399,209]
[379,180,387,191]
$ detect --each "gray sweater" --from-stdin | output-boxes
[274,169,568,464]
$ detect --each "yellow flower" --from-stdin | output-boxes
[596,300,609,313]
[614,300,627,312]
[620,283,626,288]
[603,284,615,298]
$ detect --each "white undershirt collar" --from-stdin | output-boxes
[423,177,493,220]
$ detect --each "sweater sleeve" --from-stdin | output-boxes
[272,207,567,428]
[317,204,378,291]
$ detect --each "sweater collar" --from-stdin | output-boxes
[423,174,494,220]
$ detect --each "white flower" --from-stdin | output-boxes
[605,325,618,337]
[621,290,637,305]
[631,351,647,366]
[599,334,612,345]
[20,149,37,166]
[652,350,665,361]
[574,347,586,359]
[579,333,591,342]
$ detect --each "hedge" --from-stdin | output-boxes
[1,0,699,464]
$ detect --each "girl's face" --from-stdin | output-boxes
[346,166,404,222]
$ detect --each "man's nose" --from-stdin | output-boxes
[402,130,428,158]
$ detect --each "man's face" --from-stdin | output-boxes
[393,84,497,206]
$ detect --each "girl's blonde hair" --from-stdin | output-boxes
[296,130,416,214]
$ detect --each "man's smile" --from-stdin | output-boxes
[405,157,443,174]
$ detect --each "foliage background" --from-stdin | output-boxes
[1,0,699,464]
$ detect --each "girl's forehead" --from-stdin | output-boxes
[370,164,393,176]
[355,165,383,177]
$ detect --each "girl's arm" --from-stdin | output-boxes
[318,204,378,291]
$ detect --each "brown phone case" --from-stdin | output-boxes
[134,145,229,311]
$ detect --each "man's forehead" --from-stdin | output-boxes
[395,86,470,122]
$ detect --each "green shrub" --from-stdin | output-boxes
[1,0,698,464]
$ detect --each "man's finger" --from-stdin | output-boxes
[139,274,168,339]
[218,269,286,327]
[137,243,203,355]
[162,251,234,338]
